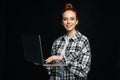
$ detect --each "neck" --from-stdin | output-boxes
[67,29,77,38]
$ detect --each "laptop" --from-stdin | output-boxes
[22,34,67,66]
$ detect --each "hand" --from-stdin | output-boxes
[45,55,63,64]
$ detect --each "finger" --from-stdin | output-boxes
[45,57,52,63]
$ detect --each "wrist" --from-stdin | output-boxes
[59,56,63,60]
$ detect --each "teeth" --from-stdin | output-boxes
[67,25,71,27]
[67,26,70,27]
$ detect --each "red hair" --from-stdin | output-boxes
[62,3,79,20]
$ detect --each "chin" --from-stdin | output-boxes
[66,29,72,32]
[65,28,71,30]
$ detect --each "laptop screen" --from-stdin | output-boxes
[22,34,44,65]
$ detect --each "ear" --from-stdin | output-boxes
[76,20,79,25]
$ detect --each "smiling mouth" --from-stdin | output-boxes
[66,25,72,28]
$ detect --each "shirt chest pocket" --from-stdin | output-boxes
[67,46,82,59]
[67,44,82,52]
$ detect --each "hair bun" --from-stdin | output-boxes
[65,3,73,9]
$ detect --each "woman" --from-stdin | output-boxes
[45,3,91,80]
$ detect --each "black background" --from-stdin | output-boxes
[0,0,120,80]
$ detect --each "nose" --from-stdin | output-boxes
[67,19,70,24]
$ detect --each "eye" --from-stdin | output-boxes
[63,18,67,21]
[70,17,75,20]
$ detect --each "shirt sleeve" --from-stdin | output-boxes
[61,37,91,77]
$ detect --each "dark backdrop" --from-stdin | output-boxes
[0,0,120,80]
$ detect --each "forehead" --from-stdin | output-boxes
[63,10,76,17]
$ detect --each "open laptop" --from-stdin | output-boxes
[22,34,67,66]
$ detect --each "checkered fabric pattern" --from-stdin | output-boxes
[47,31,91,80]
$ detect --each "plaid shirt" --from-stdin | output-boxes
[47,31,91,80]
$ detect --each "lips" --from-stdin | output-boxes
[66,25,72,28]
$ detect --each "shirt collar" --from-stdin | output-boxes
[62,31,82,42]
